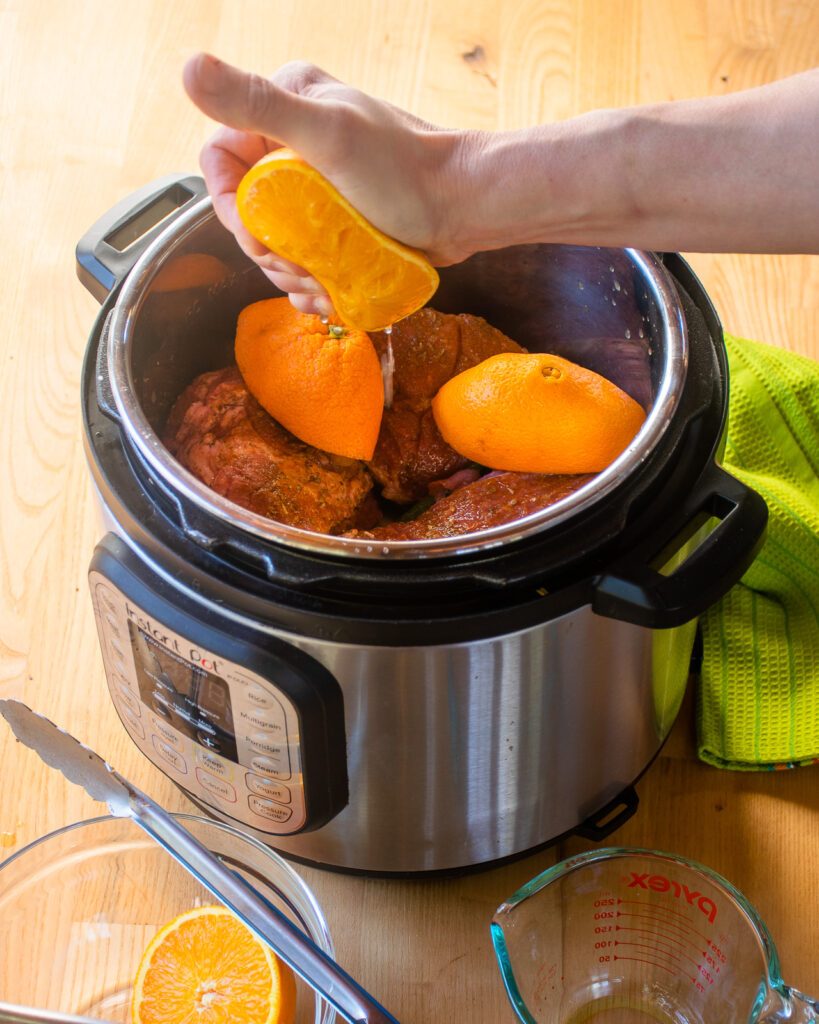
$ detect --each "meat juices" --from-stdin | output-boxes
[368,309,524,503]
[164,367,379,534]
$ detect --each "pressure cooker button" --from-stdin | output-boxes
[196,749,233,780]
[244,685,279,711]
[149,715,183,750]
[248,730,289,759]
[248,796,293,824]
[249,754,292,782]
[197,731,221,752]
[120,704,145,741]
[151,735,188,775]
[238,706,286,735]
[246,773,291,804]
[113,678,140,718]
[195,767,237,804]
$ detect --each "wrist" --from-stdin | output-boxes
[438,108,646,257]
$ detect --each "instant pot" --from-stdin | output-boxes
[77,176,766,874]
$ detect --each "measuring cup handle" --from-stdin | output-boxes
[762,987,819,1022]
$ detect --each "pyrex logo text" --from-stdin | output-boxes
[627,872,718,923]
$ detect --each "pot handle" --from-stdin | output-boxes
[76,174,208,303]
[592,463,767,628]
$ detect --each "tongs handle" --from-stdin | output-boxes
[133,797,400,1024]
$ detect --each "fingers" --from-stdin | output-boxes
[184,52,323,153]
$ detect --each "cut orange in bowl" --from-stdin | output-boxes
[431,352,647,474]
[235,296,384,460]
[236,148,439,332]
[131,904,296,1024]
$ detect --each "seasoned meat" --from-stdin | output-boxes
[164,366,379,534]
[369,308,525,503]
[345,472,593,540]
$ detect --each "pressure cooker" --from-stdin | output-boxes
[77,176,766,874]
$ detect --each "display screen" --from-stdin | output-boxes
[128,621,236,758]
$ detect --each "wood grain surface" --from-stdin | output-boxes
[1,2,817,1021]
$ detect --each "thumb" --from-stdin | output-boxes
[183,52,316,149]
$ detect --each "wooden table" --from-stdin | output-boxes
[1,2,817,1020]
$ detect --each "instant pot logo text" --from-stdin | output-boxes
[627,872,718,923]
[125,604,221,673]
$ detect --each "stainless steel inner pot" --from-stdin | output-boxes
[104,196,687,559]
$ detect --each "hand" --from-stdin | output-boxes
[183,53,477,315]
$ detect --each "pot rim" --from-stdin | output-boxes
[107,198,688,561]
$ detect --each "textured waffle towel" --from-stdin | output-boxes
[697,333,819,770]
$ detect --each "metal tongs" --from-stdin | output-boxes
[0,700,400,1024]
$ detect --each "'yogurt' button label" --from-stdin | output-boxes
[249,796,293,823]
[246,773,292,804]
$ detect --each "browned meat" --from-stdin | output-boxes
[345,472,594,540]
[369,308,525,503]
[164,366,379,534]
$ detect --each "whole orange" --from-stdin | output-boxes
[235,297,384,460]
[431,353,646,474]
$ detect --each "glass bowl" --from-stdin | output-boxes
[0,813,335,1024]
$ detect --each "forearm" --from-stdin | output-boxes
[454,69,819,256]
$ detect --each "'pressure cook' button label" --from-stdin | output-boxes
[152,735,188,775]
[249,754,291,782]
[248,796,293,823]
[246,773,292,803]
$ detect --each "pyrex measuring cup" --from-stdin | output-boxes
[492,847,818,1023]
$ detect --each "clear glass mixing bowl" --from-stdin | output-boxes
[0,813,335,1024]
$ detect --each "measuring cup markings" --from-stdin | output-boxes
[588,890,729,994]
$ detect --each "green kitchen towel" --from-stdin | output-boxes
[697,333,819,770]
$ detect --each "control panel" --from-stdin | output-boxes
[88,536,348,835]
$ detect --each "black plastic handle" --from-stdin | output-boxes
[574,786,639,841]
[76,174,208,303]
[592,463,767,628]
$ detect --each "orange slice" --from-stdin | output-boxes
[236,148,439,332]
[131,905,296,1024]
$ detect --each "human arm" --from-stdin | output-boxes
[182,54,819,313]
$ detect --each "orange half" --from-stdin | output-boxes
[131,905,296,1024]
[236,148,439,332]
